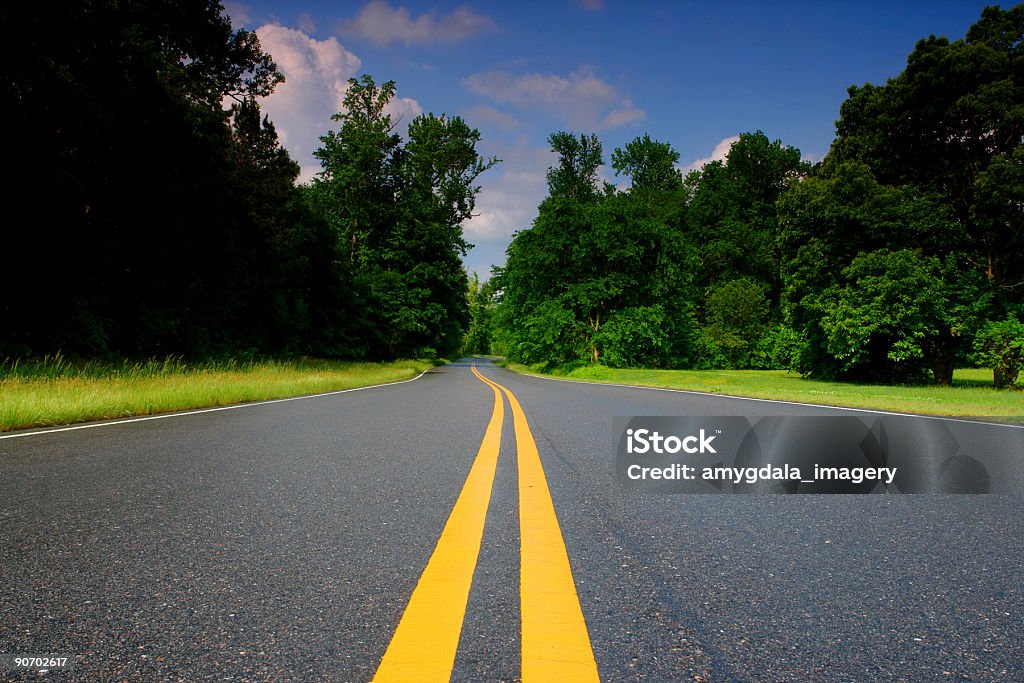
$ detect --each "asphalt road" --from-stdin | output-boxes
[2,358,1022,682]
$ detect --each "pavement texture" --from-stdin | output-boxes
[1,358,1022,682]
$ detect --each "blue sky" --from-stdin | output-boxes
[225,0,999,278]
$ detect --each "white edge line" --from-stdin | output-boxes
[502,369,1024,430]
[0,370,432,440]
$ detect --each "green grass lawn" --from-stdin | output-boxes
[0,356,435,432]
[502,362,1024,420]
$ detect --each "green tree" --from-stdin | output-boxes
[830,4,1024,293]
[776,4,1024,383]
[817,250,987,385]
[1,0,285,357]
[701,279,769,368]
[225,98,369,357]
[972,316,1024,389]
[777,161,971,382]
[687,132,807,295]
[499,199,595,364]
[545,132,604,202]
[597,305,673,368]
[610,134,683,192]
[498,133,697,367]
[312,77,496,359]
[401,114,498,356]
[464,273,494,355]
[313,75,403,269]
[682,132,807,369]
[225,97,305,352]
[972,146,1024,297]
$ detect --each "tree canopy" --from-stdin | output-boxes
[310,75,497,359]
[497,133,697,368]
[1,2,495,362]
[4,1,1022,388]
[491,4,1024,387]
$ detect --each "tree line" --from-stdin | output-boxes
[6,2,1022,386]
[481,4,1024,386]
[1,1,493,362]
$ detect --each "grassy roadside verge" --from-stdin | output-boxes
[500,361,1024,420]
[0,357,436,432]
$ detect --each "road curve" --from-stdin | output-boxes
[1,358,1022,681]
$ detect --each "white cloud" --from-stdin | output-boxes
[465,68,610,107]
[601,99,645,128]
[384,95,423,130]
[255,24,362,181]
[682,135,740,173]
[338,1,496,46]
[464,67,644,130]
[464,105,520,132]
[462,140,561,278]
[802,150,824,165]
[463,140,552,242]
[253,23,421,183]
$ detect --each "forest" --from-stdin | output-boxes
[474,4,1024,387]
[2,1,493,362]
[3,2,1023,387]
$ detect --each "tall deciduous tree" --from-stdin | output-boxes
[611,134,683,192]
[778,4,1024,383]
[464,272,497,355]
[312,76,496,359]
[817,250,988,385]
[972,146,1024,295]
[225,97,366,357]
[683,132,807,368]
[313,76,403,269]
[687,132,807,296]
[830,4,1024,295]
[402,114,498,355]
[778,161,981,384]
[545,132,604,202]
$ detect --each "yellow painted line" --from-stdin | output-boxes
[473,367,600,682]
[372,366,504,682]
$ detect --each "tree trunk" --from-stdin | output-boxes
[931,348,955,386]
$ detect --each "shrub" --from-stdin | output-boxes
[972,316,1024,389]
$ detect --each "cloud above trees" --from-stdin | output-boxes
[682,135,741,173]
[254,23,420,182]
[338,1,496,46]
[247,10,648,274]
[464,67,645,130]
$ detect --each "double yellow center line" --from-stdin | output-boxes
[372,365,599,682]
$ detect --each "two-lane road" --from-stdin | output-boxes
[2,359,1022,681]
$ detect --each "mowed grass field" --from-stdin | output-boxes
[503,362,1024,420]
[0,356,435,432]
